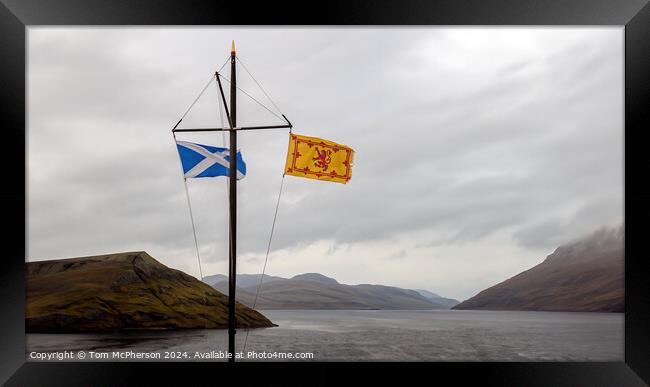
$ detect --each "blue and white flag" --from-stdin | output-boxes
[176,141,246,179]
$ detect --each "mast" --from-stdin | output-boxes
[228,40,237,362]
[172,41,293,362]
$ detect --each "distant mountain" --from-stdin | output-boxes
[207,272,458,310]
[291,273,339,285]
[202,274,228,285]
[454,226,624,312]
[203,273,286,288]
[415,289,460,309]
[26,252,275,332]
[415,289,441,299]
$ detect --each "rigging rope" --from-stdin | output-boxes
[216,77,227,147]
[172,132,204,281]
[217,56,230,73]
[175,57,229,126]
[236,56,285,117]
[173,56,293,351]
[231,54,292,352]
[218,74,285,122]
[172,59,229,282]
[178,74,216,122]
[242,173,287,353]
[183,177,204,281]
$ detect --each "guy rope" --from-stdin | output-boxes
[171,41,354,362]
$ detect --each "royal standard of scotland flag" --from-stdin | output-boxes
[176,140,246,179]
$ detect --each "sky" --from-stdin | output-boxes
[27,27,623,301]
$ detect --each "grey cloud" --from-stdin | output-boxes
[27,28,623,294]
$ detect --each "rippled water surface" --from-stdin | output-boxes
[26,309,623,361]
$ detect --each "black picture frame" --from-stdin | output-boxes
[1,0,648,385]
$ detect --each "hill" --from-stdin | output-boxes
[26,251,275,332]
[203,273,286,288]
[414,289,462,309]
[206,273,459,310]
[453,226,624,312]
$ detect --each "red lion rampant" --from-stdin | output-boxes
[312,147,332,170]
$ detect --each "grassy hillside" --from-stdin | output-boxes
[26,251,275,332]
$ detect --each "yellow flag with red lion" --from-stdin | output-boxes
[284,133,355,184]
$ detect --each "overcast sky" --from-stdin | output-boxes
[27,27,623,300]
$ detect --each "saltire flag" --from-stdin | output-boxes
[176,140,246,179]
[284,133,354,184]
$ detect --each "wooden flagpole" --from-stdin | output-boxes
[172,41,292,363]
[228,40,237,363]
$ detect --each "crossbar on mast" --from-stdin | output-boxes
[172,124,292,133]
[172,44,293,363]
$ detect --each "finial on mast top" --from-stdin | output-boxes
[231,40,236,55]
